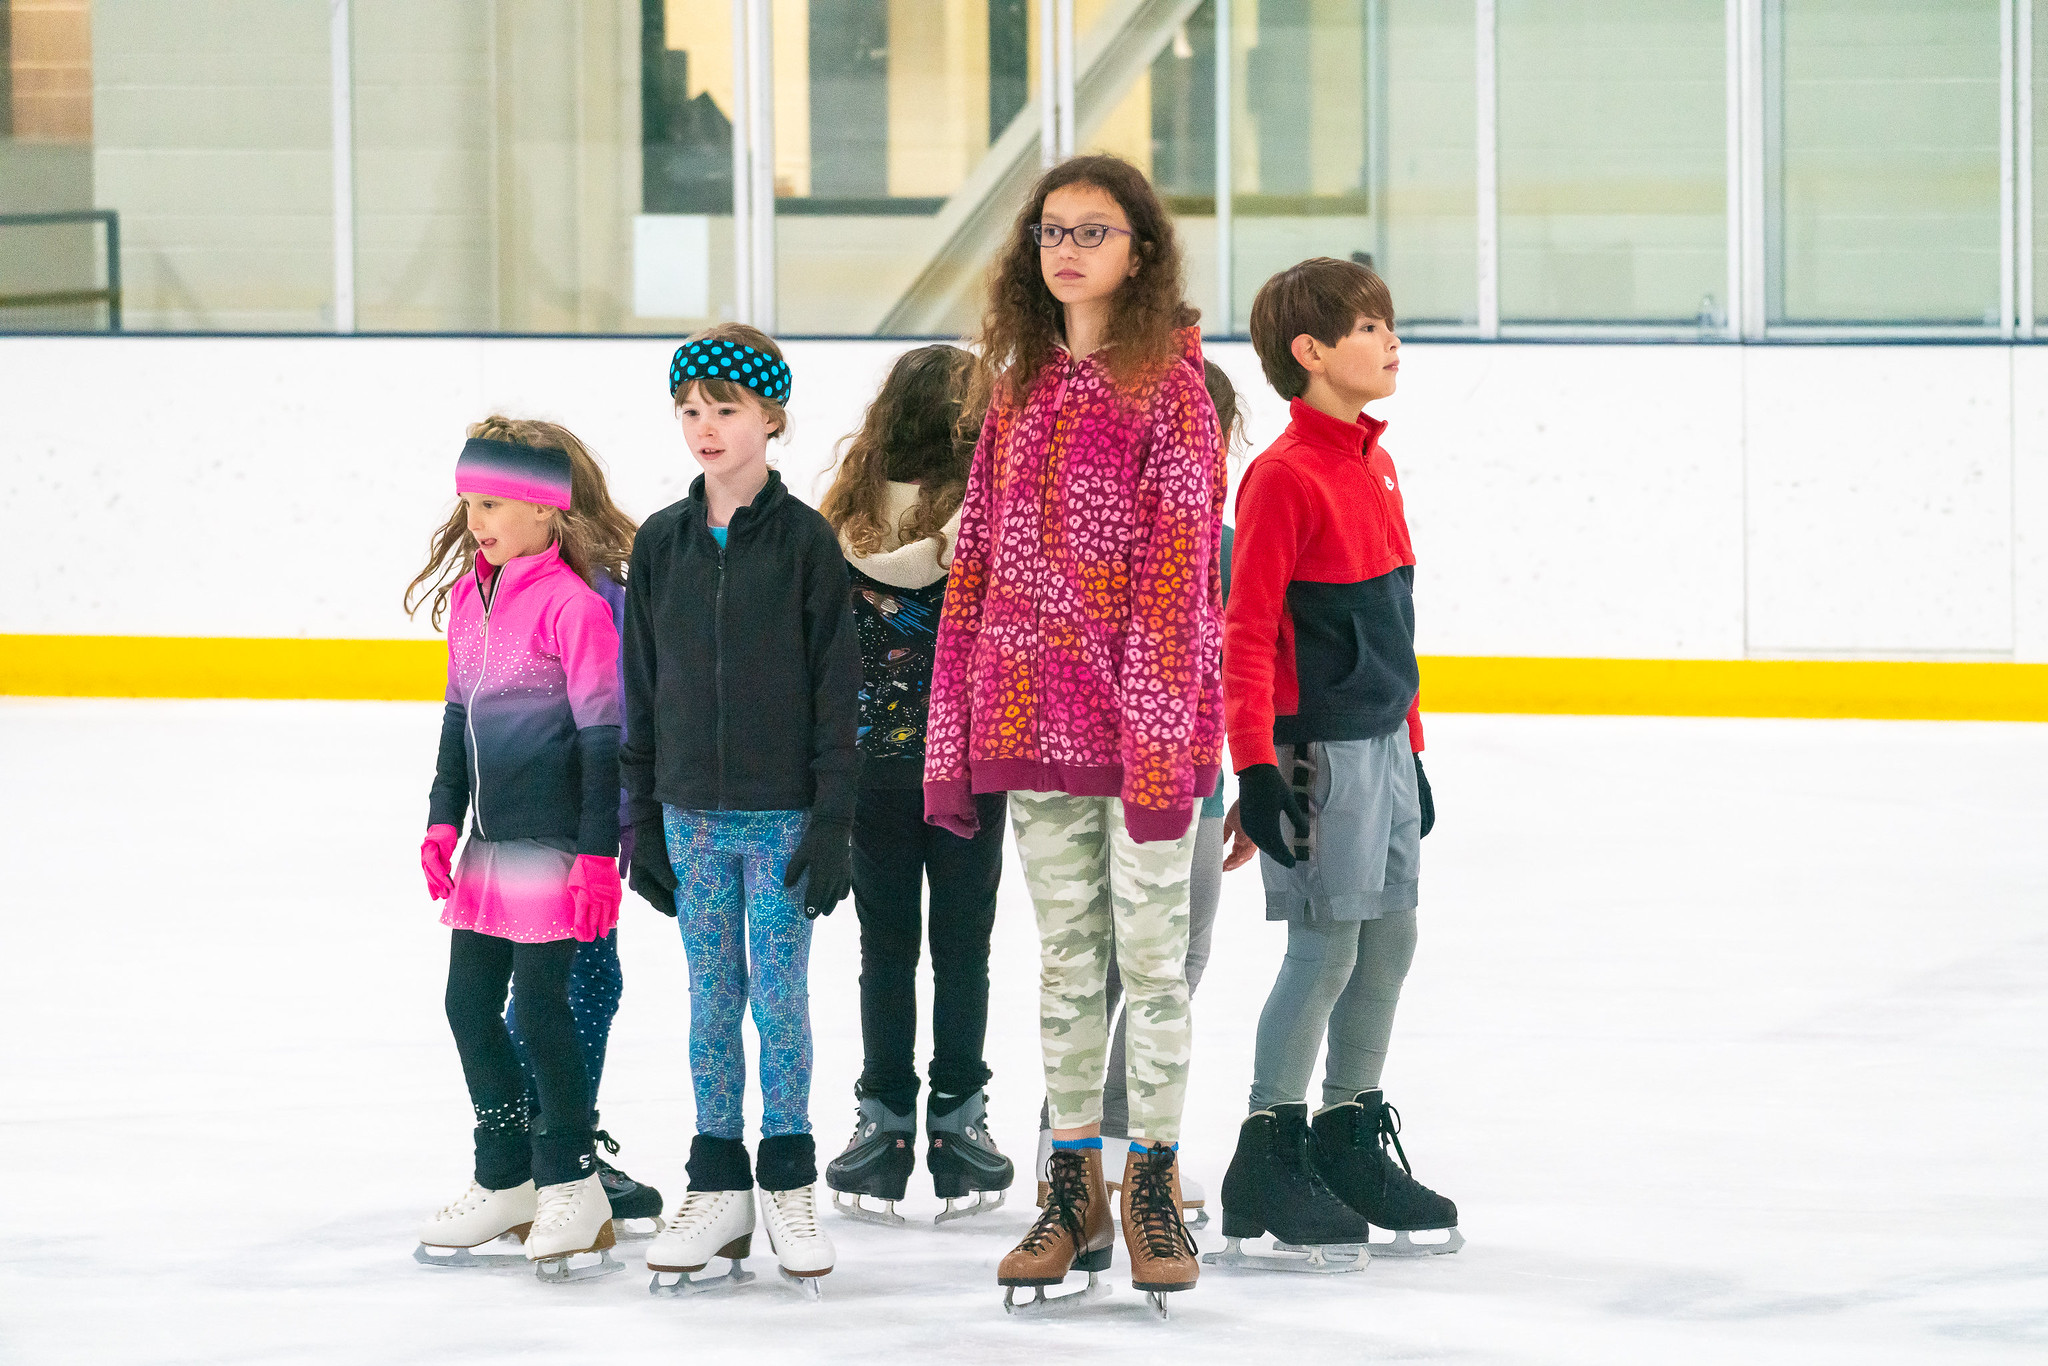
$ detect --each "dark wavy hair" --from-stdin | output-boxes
[821,344,982,556]
[973,153,1198,413]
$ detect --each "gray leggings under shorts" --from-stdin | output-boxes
[1247,909,1418,1112]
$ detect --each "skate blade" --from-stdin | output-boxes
[649,1258,757,1297]
[1185,1207,1210,1231]
[1202,1236,1367,1275]
[413,1240,528,1269]
[1001,1272,1110,1316]
[533,1246,624,1284]
[934,1191,1006,1225]
[778,1267,827,1301]
[830,1191,907,1227]
[1145,1289,1178,1320]
[1367,1226,1464,1257]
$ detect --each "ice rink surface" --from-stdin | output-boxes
[1,699,2044,1364]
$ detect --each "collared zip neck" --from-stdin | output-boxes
[1286,396,1387,465]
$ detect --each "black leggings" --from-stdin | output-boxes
[445,929,592,1188]
[851,785,1008,1114]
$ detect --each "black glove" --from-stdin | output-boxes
[626,814,677,916]
[1235,763,1307,869]
[784,817,852,919]
[1414,753,1434,838]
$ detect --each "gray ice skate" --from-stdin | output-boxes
[927,1090,1013,1225]
[825,1093,914,1227]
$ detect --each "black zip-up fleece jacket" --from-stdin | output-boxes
[621,470,860,828]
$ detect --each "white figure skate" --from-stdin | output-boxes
[648,1190,758,1297]
[414,1179,537,1268]
[527,1173,622,1283]
[759,1185,835,1300]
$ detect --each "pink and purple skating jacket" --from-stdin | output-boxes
[427,543,623,856]
[924,328,1225,844]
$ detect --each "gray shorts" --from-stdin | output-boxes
[1260,732,1420,923]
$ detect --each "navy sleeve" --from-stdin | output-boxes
[803,523,861,824]
[620,534,662,830]
[574,724,623,856]
[427,700,470,830]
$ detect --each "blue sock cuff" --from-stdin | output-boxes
[1051,1136,1102,1152]
[1130,1140,1178,1153]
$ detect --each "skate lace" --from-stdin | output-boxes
[1373,1102,1413,1175]
[1127,1146,1197,1262]
[768,1187,821,1241]
[1017,1151,1089,1253]
[533,1179,584,1231]
[595,1128,622,1157]
[668,1190,732,1236]
[434,1180,489,1220]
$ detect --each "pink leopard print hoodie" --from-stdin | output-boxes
[924,327,1224,844]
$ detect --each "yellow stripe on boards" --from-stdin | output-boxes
[1420,656,2048,723]
[2,636,2046,720]
[0,635,444,701]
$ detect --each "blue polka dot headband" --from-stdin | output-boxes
[669,337,793,406]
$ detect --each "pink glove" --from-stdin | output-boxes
[567,854,622,943]
[422,825,459,901]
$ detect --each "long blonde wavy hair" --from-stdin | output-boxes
[404,416,638,631]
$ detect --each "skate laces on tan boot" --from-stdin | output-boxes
[1016,1149,1090,1253]
[1126,1146,1197,1262]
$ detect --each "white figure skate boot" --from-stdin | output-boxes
[759,1185,835,1299]
[527,1173,621,1283]
[414,1179,537,1267]
[647,1190,757,1296]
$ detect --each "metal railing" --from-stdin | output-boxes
[0,210,121,331]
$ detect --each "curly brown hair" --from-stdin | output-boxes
[403,417,639,631]
[972,153,1198,413]
[821,344,983,557]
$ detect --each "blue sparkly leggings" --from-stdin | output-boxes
[507,927,623,1120]
[664,805,816,1141]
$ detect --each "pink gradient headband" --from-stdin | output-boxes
[455,437,573,512]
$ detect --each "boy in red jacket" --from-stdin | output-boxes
[1209,257,1462,1267]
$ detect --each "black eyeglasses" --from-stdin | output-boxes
[1029,222,1132,249]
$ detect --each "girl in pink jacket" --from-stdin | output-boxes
[405,418,633,1281]
[924,155,1224,1311]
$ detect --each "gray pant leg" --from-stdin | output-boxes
[1088,814,1221,1138]
[1319,909,1417,1107]
[1248,918,1364,1112]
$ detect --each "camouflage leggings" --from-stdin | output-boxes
[1009,791,1200,1143]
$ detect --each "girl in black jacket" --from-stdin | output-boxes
[620,325,859,1288]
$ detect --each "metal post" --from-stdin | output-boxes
[1367,0,1389,274]
[1736,0,1768,339]
[730,0,753,325]
[104,210,121,331]
[749,0,775,329]
[2001,0,2017,338]
[329,0,356,334]
[1040,0,1057,167]
[2022,0,2035,337]
[1214,0,1232,333]
[1724,0,1743,339]
[1474,0,1498,337]
[1056,0,1076,158]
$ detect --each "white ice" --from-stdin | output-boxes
[1,700,2043,1363]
